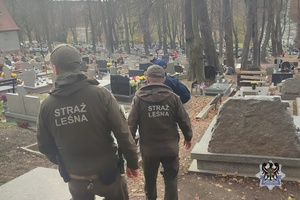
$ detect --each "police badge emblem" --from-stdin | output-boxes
[255,160,285,190]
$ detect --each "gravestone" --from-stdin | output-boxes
[265,66,274,75]
[17,85,27,96]
[129,70,144,77]
[281,77,300,100]
[3,65,12,79]
[161,55,169,63]
[23,70,36,87]
[80,61,88,72]
[110,75,132,95]
[21,62,33,72]
[96,60,108,73]
[139,62,152,71]
[32,63,43,71]
[87,69,96,79]
[109,67,118,75]
[165,62,175,74]
[174,65,183,73]
[208,97,300,158]
[6,93,26,115]
[121,64,129,74]
[126,60,135,69]
[5,92,41,127]
[281,61,291,72]
[100,51,106,60]
[174,57,181,65]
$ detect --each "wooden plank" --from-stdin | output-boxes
[196,95,219,119]
[240,80,265,83]
[240,75,266,80]
[238,70,266,75]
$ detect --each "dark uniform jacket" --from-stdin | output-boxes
[37,72,138,176]
[128,83,192,157]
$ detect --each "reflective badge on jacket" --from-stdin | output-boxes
[54,103,89,126]
[148,104,170,118]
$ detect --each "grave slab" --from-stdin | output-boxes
[0,167,103,200]
[203,83,233,96]
[190,117,300,181]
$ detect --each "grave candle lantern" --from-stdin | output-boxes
[251,81,257,90]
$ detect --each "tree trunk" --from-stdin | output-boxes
[181,0,185,48]
[223,0,234,69]
[162,2,168,55]
[261,0,273,62]
[232,23,239,59]
[189,0,205,83]
[39,0,52,52]
[241,0,253,70]
[156,4,162,51]
[198,0,221,72]
[258,0,267,64]
[252,0,260,69]
[217,0,223,59]
[295,0,300,58]
[87,0,96,53]
[140,0,151,55]
[123,0,130,54]
[185,0,194,62]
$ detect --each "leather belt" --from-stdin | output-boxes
[69,174,99,180]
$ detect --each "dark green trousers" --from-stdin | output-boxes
[68,174,129,200]
[142,155,179,200]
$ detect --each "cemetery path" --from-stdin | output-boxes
[0,77,299,200]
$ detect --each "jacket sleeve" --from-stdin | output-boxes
[106,90,139,170]
[37,103,59,164]
[175,97,193,141]
[127,96,139,140]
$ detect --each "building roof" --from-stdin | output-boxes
[0,0,19,32]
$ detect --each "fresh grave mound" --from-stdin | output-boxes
[208,97,300,158]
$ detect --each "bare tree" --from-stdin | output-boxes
[186,0,205,82]
[223,0,234,70]
[198,0,221,72]
[261,0,273,62]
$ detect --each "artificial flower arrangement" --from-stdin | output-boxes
[129,76,146,87]
[107,62,112,67]
[0,72,18,78]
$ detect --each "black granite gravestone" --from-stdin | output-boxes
[139,62,152,71]
[96,60,108,73]
[110,75,133,95]
[129,70,144,77]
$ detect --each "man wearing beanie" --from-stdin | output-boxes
[37,44,139,200]
[128,65,193,200]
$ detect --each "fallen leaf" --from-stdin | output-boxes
[215,184,223,188]
[227,189,232,192]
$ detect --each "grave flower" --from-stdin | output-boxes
[17,79,23,84]
[0,72,4,77]
[129,76,140,87]
[107,62,112,67]
[11,73,17,78]
[1,93,7,102]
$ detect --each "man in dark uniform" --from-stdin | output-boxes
[128,65,193,200]
[37,44,139,200]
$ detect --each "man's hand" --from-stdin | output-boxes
[126,168,139,179]
[184,140,192,150]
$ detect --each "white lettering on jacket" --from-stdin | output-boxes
[55,103,88,126]
[148,104,170,118]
